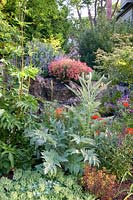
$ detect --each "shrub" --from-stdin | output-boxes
[0,89,38,174]
[79,19,113,67]
[79,18,133,68]
[48,58,92,81]
[95,133,133,180]
[0,140,34,176]
[96,36,133,84]
[0,55,39,175]
[25,39,62,77]
[82,165,116,200]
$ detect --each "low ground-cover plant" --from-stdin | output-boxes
[48,58,92,81]
[0,169,96,200]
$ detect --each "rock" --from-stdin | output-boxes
[30,76,80,105]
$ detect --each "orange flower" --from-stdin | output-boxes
[122,101,129,107]
[55,107,64,118]
[91,115,99,120]
[125,128,133,135]
[96,130,100,135]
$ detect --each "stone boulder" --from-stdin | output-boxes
[30,76,80,105]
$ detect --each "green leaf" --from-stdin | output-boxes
[8,152,14,168]
[81,148,100,167]
[71,134,95,146]
[64,155,83,175]
[2,161,10,169]
[0,109,5,117]
[41,150,68,175]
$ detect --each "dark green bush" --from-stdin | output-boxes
[79,18,113,67]
[79,18,133,68]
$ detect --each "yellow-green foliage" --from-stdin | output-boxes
[96,34,133,84]
[44,34,63,52]
[0,169,96,200]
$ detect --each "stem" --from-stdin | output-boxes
[19,4,24,97]
[27,77,31,93]
[50,79,54,101]
[124,193,133,200]
[2,62,8,95]
[18,0,27,98]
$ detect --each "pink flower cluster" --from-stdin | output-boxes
[48,58,92,81]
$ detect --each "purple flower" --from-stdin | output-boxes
[130,109,133,113]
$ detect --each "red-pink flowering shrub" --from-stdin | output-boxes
[48,58,92,81]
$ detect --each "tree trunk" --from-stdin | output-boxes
[106,0,112,19]
[87,4,93,27]
[94,0,98,25]
[76,5,82,23]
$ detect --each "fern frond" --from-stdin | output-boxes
[0,109,5,117]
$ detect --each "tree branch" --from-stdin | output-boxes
[94,0,98,25]
[87,4,93,27]
[111,0,120,18]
